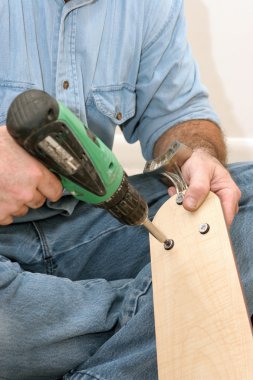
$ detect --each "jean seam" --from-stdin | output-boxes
[66,369,107,380]
[56,224,127,254]
[119,273,152,327]
[31,221,56,275]
[131,276,152,317]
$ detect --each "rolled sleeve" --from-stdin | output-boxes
[122,0,219,160]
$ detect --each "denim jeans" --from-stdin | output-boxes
[0,163,253,380]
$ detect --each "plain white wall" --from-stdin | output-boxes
[114,0,253,174]
[185,0,253,162]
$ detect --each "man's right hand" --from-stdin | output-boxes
[0,126,63,225]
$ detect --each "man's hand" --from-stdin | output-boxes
[0,126,63,225]
[168,149,241,227]
[154,120,241,227]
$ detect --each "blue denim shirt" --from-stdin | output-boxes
[0,0,219,220]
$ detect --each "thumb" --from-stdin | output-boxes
[183,171,210,211]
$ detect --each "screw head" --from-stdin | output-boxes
[199,223,210,234]
[164,239,174,250]
[176,193,184,205]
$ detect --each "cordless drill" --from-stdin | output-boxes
[6,89,168,244]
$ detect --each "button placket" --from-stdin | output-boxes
[56,8,82,119]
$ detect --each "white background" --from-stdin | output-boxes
[113,0,253,174]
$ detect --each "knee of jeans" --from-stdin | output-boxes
[0,312,25,353]
[0,320,27,376]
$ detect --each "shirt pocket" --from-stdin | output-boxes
[0,80,35,125]
[91,84,136,126]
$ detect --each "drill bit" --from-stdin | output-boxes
[142,218,167,243]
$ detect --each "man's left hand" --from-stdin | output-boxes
[168,149,241,227]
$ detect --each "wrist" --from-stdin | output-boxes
[153,120,227,165]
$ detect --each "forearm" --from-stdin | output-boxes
[153,120,227,165]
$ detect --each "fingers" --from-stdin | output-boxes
[215,184,241,227]
[168,186,177,197]
[180,150,241,227]
[0,205,28,225]
[0,196,41,225]
[25,190,46,209]
[0,128,63,225]
[0,189,49,225]
[0,215,14,225]
[11,205,30,217]
[36,166,63,202]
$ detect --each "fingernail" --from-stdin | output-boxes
[186,196,197,209]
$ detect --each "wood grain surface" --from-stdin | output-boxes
[150,192,253,379]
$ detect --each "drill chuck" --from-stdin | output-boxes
[102,173,169,243]
[102,172,148,225]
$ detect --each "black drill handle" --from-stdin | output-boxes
[7,89,59,146]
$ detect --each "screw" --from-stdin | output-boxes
[199,223,210,234]
[176,193,184,205]
[164,239,174,250]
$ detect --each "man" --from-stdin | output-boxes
[0,1,251,379]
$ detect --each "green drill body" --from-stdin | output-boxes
[57,101,124,204]
[6,89,149,227]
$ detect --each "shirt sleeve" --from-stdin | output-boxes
[122,0,220,160]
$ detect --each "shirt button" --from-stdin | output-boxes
[63,80,69,89]
[116,112,123,121]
